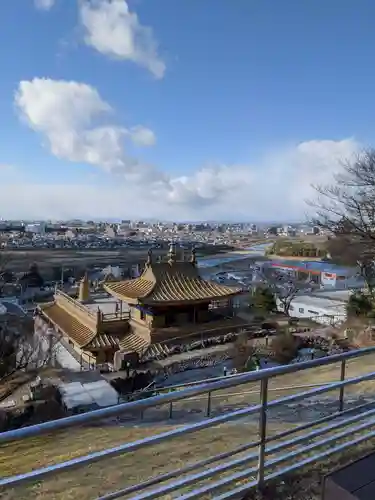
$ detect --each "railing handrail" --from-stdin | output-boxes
[55,290,96,318]
[1,345,375,446]
[2,370,375,492]
[102,312,130,321]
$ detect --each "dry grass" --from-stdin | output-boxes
[244,437,375,500]
[206,351,375,411]
[0,421,288,499]
[1,353,375,499]
[3,418,375,500]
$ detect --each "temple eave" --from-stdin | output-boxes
[141,292,243,307]
[104,282,243,306]
[39,303,96,348]
[104,290,242,307]
[39,303,121,351]
[102,286,140,305]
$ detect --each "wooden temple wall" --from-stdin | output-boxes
[150,314,165,328]
[101,318,130,334]
[131,307,154,328]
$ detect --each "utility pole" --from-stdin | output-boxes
[60,266,64,288]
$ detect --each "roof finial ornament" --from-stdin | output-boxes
[146,248,153,266]
[190,247,197,266]
[168,241,176,265]
[78,269,90,302]
[96,306,102,325]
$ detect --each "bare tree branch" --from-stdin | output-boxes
[308,149,375,242]
[0,250,57,386]
[255,266,303,316]
[309,148,375,295]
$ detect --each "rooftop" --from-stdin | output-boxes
[58,379,118,411]
[310,289,352,302]
[0,300,27,317]
[84,294,129,316]
[40,302,96,347]
[291,294,347,312]
[104,244,242,305]
[270,259,355,276]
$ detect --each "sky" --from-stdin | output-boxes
[1,0,375,221]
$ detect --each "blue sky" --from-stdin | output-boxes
[0,0,372,221]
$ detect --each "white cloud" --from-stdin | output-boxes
[1,143,360,222]
[162,138,360,221]
[128,126,156,147]
[34,0,55,10]
[13,78,360,221]
[79,0,166,79]
[15,78,157,176]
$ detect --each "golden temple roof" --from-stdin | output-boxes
[104,246,242,305]
[39,303,121,350]
[86,333,121,350]
[119,331,150,352]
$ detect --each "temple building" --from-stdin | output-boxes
[38,244,244,370]
[38,273,132,368]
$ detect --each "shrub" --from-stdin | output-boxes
[347,292,373,317]
[261,320,279,330]
[252,287,276,313]
[230,332,254,372]
[271,332,300,364]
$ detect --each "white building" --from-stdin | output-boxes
[25,222,46,235]
[277,289,351,326]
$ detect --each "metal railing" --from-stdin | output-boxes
[2,346,375,498]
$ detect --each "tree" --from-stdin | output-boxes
[309,150,375,297]
[274,281,300,316]
[254,263,321,317]
[230,332,254,372]
[271,331,300,364]
[20,263,44,288]
[346,291,373,318]
[326,236,375,296]
[0,251,56,388]
[310,148,375,251]
[261,267,300,315]
[0,310,59,385]
[251,287,276,313]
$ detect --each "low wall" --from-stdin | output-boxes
[54,292,97,331]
